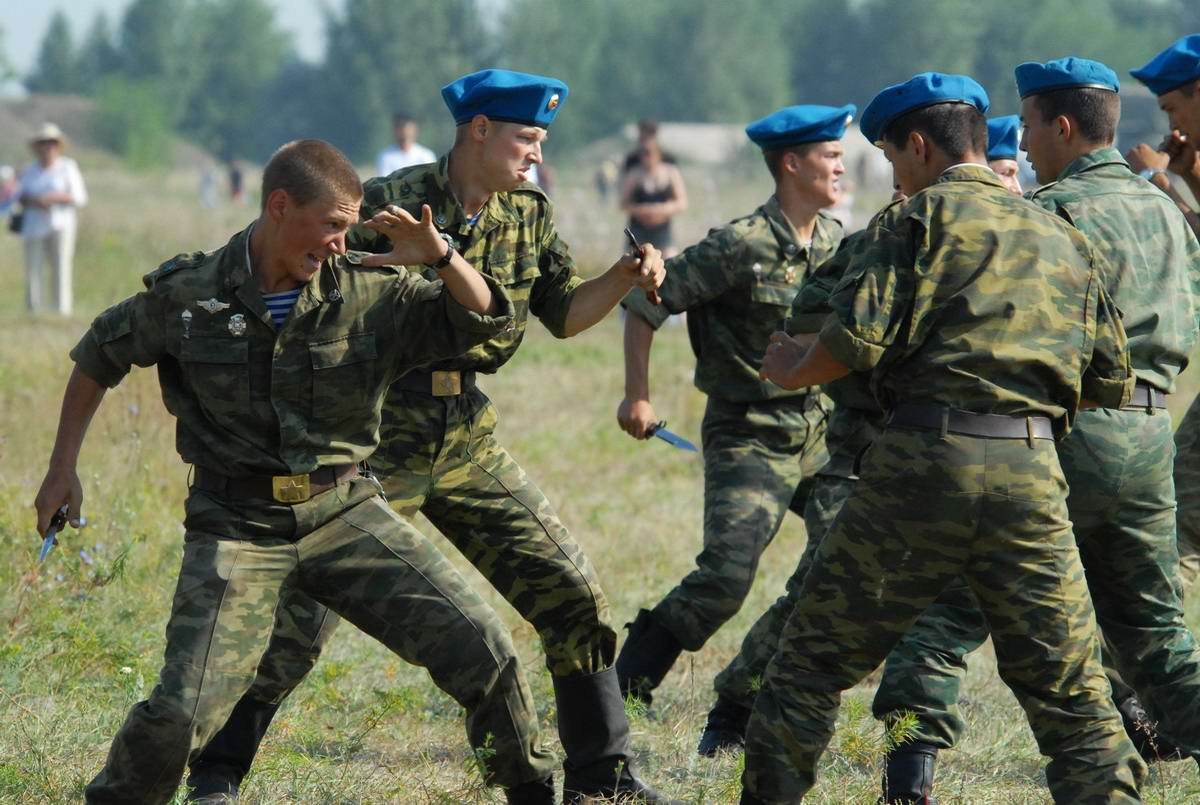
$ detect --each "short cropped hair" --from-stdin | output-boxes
[1031,87,1120,144]
[883,103,987,160]
[260,139,362,210]
[393,112,415,126]
[762,143,819,180]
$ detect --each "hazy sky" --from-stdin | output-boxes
[2,1,341,74]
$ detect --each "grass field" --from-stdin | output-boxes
[2,153,1200,803]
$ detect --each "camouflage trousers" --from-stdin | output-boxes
[85,477,554,804]
[1174,395,1200,588]
[875,408,1200,757]
[650,394,829,651]
[224,386,615,721]
[741,426,1146,803]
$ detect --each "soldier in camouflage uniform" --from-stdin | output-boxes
[1129,38,1200,587]
[32,139,561,804]
[190,71,678,804]
[738,72,1146,804]
[866,58,1200,802]
[613,104,853,706]
[698,112,1030,763]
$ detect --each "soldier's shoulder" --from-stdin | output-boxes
[142,249,215,289]
[362,163,436,209]
[817,209,847,236]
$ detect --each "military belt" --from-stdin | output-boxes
[887,403,1054,440]
[393,369,477,396]
[192,464,359,504]
[1122,381,1168,411]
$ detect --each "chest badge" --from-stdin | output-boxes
[197,298,231,314]
[752,263,763,280]
[785,266,797,283]
[180,309,192,338]
[227,313,247,337]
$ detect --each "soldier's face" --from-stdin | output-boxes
[790,141,845,207]
[481,122,546,190]
[273,191,361,283]
[989,159,1022,195]
[881,140,922,196]
[1019,98,1065,185]
[1158,83,1200,141]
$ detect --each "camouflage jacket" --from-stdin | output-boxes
[622,196,843,403]
[70,225,513,476]
[819,165,1134,430]
[1028,147,1200,393]
[350,155,583,374]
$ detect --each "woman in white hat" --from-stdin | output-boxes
[17,123,88,315]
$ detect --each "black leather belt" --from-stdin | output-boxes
[888,403,1054,440]
[393,369,477,396]
[192,464,359,503]
[1124,381,1168,410]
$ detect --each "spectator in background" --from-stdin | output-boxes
[621,137,688,257]
[0,165,17,217]
[621,118,678,176]
[18,123,87,315]
[227,159,245,204]
[376,112,436,177]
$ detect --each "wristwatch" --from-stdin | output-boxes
[1139,167,1167,182]
[428,232,456,269]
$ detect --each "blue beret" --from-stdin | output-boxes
[986,115,1021,161]
[745,104,857,148]
[1131,35,1200,96]
[1015,57,1119,99]
[441,69,568,128]
[860,72,990,145]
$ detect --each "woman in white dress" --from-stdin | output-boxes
[18,123,88,315]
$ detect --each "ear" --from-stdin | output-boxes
[909,130,928,163]
[470,114,490,142]
[264,188,290,222]
[780,150,800,177]
[1056,114,1072,142]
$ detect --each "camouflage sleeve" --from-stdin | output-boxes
[620,227,742,331]
[1081,258,1135,408]
[787,237,856,335]
[346,175,394,253]
[69,291,168,388]
[817,222,916,371]
[528,205,585,338]
[389,273,516,376]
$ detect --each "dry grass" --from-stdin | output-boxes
[1,152,1199,803]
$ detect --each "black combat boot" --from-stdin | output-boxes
[697,696,752,757]
[505,775,556,805]
[882,741,939,805]
[1118,695,1185,762]
[554,668,683,804]
[186,697,282,802]
[614,609,684,706]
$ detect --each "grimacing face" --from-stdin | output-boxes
[272,191,360,284]
[481,121,546,191]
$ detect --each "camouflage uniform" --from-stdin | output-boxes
[710,230,986,748]
[1176,400,1200,587]
[195,157,654,796]
[619,197,839,653]
[873,149,1200,758]
[741,165,1146,803]
[72,227,556,803]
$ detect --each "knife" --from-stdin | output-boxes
[647,420,698,452]
[38,504,70,563]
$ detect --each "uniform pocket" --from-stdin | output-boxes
[180,336,250,413]
[749,278,799,307]
[310,332,378,423]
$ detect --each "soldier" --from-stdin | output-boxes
[188,71,677,804]
[613,104,852,705]
[866,57,1200,802]
[986,115,1023,194]
[32,139,560,804]
[1127,34,1200,237]
[738,72,1146,804]
[1129,36,1200,592]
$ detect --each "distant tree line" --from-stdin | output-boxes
[22,0,1200,166]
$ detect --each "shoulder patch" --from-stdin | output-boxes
[143,250,206,288]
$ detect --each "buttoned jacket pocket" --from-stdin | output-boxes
[309,332,378,424]
[180,336,250,414]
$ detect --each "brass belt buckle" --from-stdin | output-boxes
[431,370,462,397]
[272,473,311,503]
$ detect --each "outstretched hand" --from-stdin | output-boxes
[360,204,447,267]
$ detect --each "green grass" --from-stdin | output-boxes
[2,154,1200,803]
